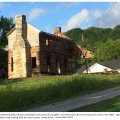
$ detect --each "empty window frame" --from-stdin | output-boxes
[46,56,50,72]
[32,57,37,68]
[11,57,13,71]
[56,59,61,74]
[64,59,67,68]
[46,38,49,46]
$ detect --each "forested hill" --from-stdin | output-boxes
[64,25,120,62]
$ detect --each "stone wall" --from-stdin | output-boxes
[7,14,41,79]
[7,15,82,79]
[7,29,16,50]
[12,15,31,78]
[27,24,40,47]
[39,32,73,74]
[7,24,40,50]
[8,50,13,79]
[31,46,40,76]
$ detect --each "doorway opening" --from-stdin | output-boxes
[56,59,61,74]
[32,57,36,68]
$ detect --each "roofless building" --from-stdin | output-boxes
[7,15,83,79]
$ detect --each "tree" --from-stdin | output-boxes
[0,16,13,66]
[65,25,120,62]
[0,16,13,48]
[110,25,120,40]
[0,47,7,65]
[64,28,83,44]
[94,39,120,61]
[65,27,113,52]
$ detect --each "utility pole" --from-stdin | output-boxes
[81,33,88,74]
[82,33,84,42]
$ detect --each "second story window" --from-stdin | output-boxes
[46,38,49,46]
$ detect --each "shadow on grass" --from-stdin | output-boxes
[0,74,120,111]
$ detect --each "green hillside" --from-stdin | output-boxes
[65,25,120,62]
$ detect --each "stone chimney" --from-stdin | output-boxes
[15,15,27,47]
[54,27,61,35]
[13,15,31,78]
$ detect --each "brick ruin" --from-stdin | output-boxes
[7,15,83,79]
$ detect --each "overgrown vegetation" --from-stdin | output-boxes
[0,74,120,111]
[65,26,120,62]
[94,39,120,61]
[72,96,120,112]
[0,16,13,65]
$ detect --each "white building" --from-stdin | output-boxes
[77,60,120,74]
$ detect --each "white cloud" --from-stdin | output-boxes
[63,9,89,31]
[94,2,120,28]
[62,2,120,30]
[28,8,44,20]
[62,2,120,31]
[92,10,102,18]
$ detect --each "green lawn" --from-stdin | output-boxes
[0,74,120,112]
[71,96,120,112]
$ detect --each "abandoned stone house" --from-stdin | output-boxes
[7,15,84,79]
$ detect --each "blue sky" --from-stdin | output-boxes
[0,2,120,33]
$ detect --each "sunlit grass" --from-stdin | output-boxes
[72,96,120,112]
[0,74,120,111]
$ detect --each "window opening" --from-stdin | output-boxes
[11,57,13,71]
[56,59,61,74]
[64,59,67,68]
[46,38,49,46]
[47,57,50,72]
[32,57,36,68]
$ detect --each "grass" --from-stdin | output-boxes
[71,96,120,112]
[0,74,120,111]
